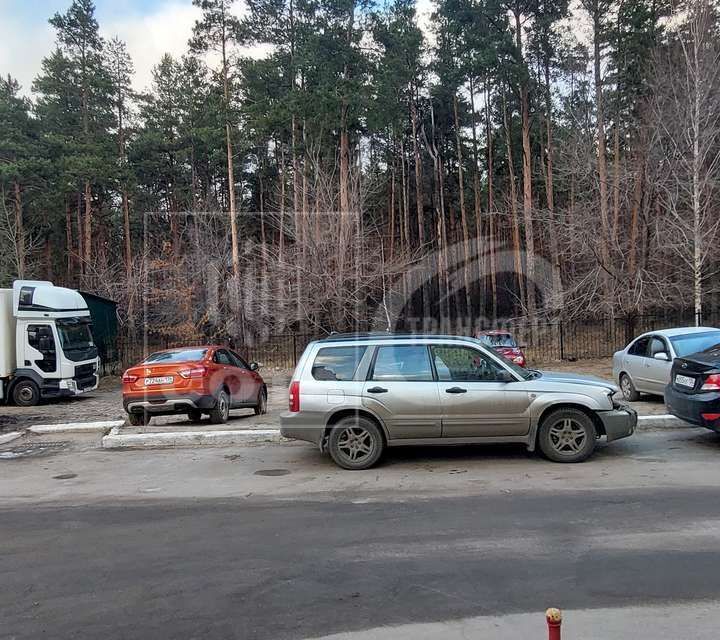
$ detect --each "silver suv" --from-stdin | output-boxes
[281,334,637,470]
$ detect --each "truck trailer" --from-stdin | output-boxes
[0,280,100,406]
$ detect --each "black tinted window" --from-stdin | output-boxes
[628,337,650,356]
[214,350,232,365]
[372,345,432,382]
[229,350,249,369]
[432,345,506,382]
[312,346,367,381]
[28,325,55,351]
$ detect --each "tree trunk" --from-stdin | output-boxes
[485,78,498,321]
[592,3,612,308]
[83,180,92,274]
[14,181,25,279]
[515,11,537,322]
[65,201,73,278]
[503,91,526,310]
[544,58,563,312]
[453,93,472,316]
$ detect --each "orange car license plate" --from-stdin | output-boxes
[144,376,173,386]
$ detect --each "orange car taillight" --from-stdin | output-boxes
[289,380,300,412]
[178,366,208,379]
[122,371,138,384]
[701,374,720,391]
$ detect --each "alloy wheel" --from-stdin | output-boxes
[337,427,375,463]
[548,418,588,455]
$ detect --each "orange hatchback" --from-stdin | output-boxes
[122,346,267,426]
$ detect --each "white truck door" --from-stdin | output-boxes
[23,323,58,376]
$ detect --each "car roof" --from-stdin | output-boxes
[149,345,219,354]
[638,327,719,339]
[476,330,513,336]
[316,333,482,344]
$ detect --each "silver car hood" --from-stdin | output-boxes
[537,371,618,393]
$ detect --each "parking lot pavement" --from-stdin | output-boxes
[0,370,292,434]
[2,427,720,640]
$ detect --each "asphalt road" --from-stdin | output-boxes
[3,429,720,640]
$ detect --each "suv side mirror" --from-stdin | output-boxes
[653,352,669,361]
[249,362,259,371]
[496,370,515,383]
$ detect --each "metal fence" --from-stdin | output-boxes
[108,311,720,373]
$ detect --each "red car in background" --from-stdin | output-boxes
[122,346,267,426]
[476,331,527,367]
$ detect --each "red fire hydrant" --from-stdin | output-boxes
[546,608,562,640]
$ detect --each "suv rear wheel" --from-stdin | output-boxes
[328,416,384,470]
[538,408,597,463]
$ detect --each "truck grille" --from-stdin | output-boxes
[75,363,96,378]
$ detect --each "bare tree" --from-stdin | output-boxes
[649,0,720,322]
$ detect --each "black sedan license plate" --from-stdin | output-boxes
[675,374,695,388]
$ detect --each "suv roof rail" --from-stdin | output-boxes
[318,333,477,343]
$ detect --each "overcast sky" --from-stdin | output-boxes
[1,0,219,95]
[0,0,439,97]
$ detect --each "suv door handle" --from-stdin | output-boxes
[446,387,467,394]
[367,387,388,394]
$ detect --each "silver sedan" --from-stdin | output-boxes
[613,327,720,401]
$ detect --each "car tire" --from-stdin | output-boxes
[328,416,384,470]
[12,379,40,407]
[187,409,204,423]
[127,412,151,426]
[254,387,268,416]
[209,389,230,424]
[620,374,640,402]
[538,408,597,463]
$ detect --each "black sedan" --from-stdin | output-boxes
[665,341,720,432]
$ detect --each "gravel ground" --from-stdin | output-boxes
[0,358,668,432]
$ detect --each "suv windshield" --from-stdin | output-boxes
[466,338,536,380]
[670,331,720,357]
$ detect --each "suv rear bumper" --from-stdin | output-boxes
[665,385,720,430]
[280,412,324,446]
[124,392,217,415]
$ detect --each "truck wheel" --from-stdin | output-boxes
[127,412,151,426]
[538,408,597,463]
[620,374,640,402]
[209,389,230,424]
[13,380,40,407]
[328,416,384,470]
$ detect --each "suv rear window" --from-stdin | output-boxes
[312,346,367,381]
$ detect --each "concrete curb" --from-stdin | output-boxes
[636,414,688,429]
[102,428,283,450]
[0,431,23,446]
[28,420,125,435]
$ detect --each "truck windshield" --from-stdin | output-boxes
[57,318,94,351]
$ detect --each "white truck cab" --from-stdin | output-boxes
[0,280,100,406]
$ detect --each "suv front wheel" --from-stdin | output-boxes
[538,408,597,463]
[328,416,384,470]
